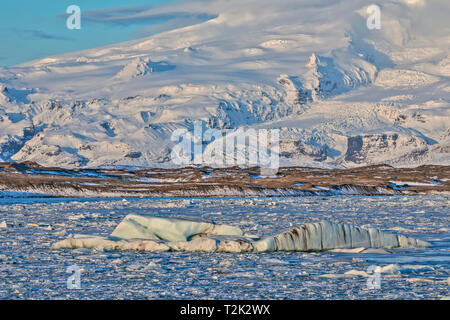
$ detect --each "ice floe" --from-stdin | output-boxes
[320,264,435,279]
[54,216,430,253]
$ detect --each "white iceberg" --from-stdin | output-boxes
[320,264,435,279]
[253,221,430,252]
[109,215,243,242]
[53,215,431,253]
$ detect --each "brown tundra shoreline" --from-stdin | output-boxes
[0,162,448,198]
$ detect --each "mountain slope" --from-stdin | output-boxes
[0,0,448,168]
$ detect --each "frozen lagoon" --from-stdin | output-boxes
[0,195,449,299]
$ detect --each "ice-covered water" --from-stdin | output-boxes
[0,195,448,299]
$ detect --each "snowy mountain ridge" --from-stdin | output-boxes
[0,0,449,168]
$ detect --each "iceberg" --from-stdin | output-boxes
[109,215,243,242]
[53,215,431,253]
[253,221,430,252]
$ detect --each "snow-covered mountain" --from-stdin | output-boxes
[0,0,449,168]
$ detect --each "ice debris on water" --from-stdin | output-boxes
[54,215,430,253]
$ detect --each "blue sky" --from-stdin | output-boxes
[0,0,177,66]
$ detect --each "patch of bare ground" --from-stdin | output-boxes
[0,162,448,197]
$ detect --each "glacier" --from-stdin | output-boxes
[0,0,448,168]
[54,215,430,253]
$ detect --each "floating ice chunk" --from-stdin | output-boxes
[359,248,393,254]
[263,258,290,265]
[168,238,217,252]
[54,217,430,253]
[0,221,7,229]
[344,270,370,277]
[252,237,276,252]
[53,234,170,252]
[216,237,254,253]
[329,247,366,253]
[253,221,430,253]
[110,215,243,242]
[322,264,435,280]
[406,278,434,284]
[377,264,434,275]
[168,236,255,253]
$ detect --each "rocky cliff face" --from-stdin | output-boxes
[345,133,429,164]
